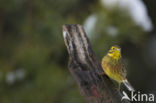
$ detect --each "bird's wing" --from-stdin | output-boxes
[119,59,127,77]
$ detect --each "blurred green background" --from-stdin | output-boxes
[0,0,156,103]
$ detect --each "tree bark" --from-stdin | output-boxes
[62,24,130,103]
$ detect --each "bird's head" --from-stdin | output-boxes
[107,45,121,60]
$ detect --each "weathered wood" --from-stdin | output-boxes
[63,24,130,103]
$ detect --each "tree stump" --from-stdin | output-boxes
[62,24,130,103]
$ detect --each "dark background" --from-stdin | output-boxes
[0,0,156,103]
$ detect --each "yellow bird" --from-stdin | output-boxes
[101,45,134,91]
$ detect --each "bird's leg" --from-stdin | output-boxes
[99,72,105,75]
[117,83,121,91]
[115,83,121,92]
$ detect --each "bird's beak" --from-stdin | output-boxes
[117,48,121,51]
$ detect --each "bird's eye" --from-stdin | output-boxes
[112,47,115,50]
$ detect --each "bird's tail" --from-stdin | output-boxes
[122,79,135,92]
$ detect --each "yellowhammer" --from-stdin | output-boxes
[101,45,134,91]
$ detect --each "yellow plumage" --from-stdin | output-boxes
[101,45,134,91]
